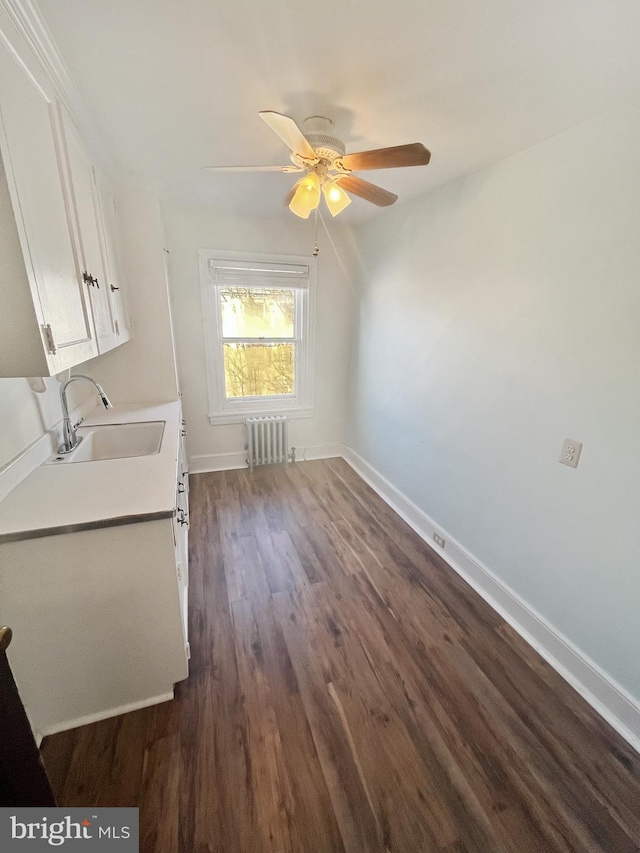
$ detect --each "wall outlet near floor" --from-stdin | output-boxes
[433,532,446,548]
[559,438,583,469]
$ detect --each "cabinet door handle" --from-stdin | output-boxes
[82,271,99,288]
[178,483,185,493]
[110,284,120,292]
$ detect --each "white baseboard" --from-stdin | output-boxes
[295,443,345,462]
[189,444,344,474]
[39,691,174,739]
[190,451,246,473]
[342,447,640,754]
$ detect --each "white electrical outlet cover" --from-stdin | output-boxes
[559,438,583,468]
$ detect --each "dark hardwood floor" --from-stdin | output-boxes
[42,458,640,852]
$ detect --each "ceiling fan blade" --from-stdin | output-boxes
[336,175,398,207]
[203,165,297,172]
[340,143,430,171]
[259,111,317,161]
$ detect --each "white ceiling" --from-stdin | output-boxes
[37,0,640,222]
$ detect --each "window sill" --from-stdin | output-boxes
[208,407,314,426]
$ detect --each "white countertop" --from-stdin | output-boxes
[0,401,182,542]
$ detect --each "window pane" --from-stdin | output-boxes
[220,286,295,338]
[223,343,295,398]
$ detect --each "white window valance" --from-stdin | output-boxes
[208,258,309,290]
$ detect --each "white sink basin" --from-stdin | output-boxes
[48,421,165,464]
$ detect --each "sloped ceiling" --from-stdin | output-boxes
[36,0,640,221]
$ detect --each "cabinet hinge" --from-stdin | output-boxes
[114,319,120,336]
[186,642,191,660]
[42,324,57,355]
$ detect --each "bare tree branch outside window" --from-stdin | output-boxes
[220,287,296,397]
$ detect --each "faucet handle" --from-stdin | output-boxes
[73,416,85,429]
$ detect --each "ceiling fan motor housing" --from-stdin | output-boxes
[303,116,345,162]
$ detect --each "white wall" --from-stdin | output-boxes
[162,201,355,469]
[347,101,640,700]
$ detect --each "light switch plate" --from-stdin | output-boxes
[559,438,582,468]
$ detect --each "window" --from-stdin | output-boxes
[200,250,315,424]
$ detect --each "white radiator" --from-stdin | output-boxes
[245,416,289,472]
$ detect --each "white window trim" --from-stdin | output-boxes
[200,248,316,425]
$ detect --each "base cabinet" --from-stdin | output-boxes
[0,518,189,737]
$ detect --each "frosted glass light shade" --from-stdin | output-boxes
[289,191,311,218]
[323,182,351,216]
[289,172,321,218]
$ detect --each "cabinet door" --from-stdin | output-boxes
[172,511,188,647]
[60,113,118,354]
[93,166,132,342]
[0,35,96,369]
[178,421,189,586]
[175,423,189,647]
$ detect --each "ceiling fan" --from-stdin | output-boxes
[204,112,431,218]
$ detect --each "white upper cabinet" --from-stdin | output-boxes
[59,110,118,354]
[0,10,133,376]
[0,22,97,376]
[93,165,132,343]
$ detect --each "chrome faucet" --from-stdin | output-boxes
[58,375,113,454]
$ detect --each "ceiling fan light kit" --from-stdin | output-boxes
[205,111,431,219]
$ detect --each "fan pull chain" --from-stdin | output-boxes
[312,206,319,258]
[318,209,356,293]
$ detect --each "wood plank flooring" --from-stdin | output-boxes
[42,458,640,852]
